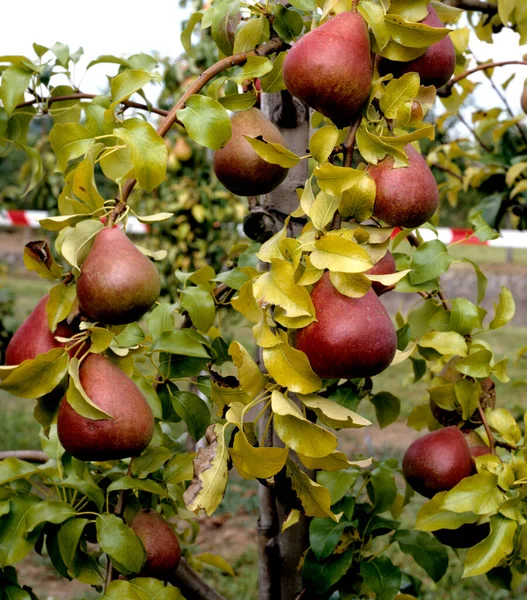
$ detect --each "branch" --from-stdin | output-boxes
[443,0,496,15]
[170,557,228,600]
[343,115,362,169]
[431,163,463,182]
[457,112,492,153]
[0,450,47,462]
[116,37,286,212]
[438,61,527,96]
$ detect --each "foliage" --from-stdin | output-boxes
[0,1,526,600]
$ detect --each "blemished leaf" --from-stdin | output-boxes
[152,330,210,358]
[0,496,41,567]
[463,515,515,578]
[370,392,401,428]
[310,235,373,273]
[263,331,321,394]
[169,390,211,441]
[244,135,300,168]
[489,287,515,330]
[229,341,266,398]
[272,391,337,458]
[211,0,240,55]
[110,69,153,107]
[229,429,288,479]
[441,472,505,515]
[394,529,448,582]
[287,460,340,520]
[302,550,354,595]
[418,331,468,357]
[113,118,167,192]
[0,348,68,399]
[410,240,452,285]
[309,518,350,560]
[49,123,95,172]
[96,514,146,576]
[299,394,371,429]
[177,95,232,151]
[23,240,63,280]
[360,556,402,600]
[184,424,229,516]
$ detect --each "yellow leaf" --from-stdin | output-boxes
[196,553,235,576]
[231,279,262,323]
[298,452,372,472]
[310,236,373,273]
[282,509,301,532]
[230,430,289,479]
[329,272,371,298]
[229,341,266,398]
[314,163,364,195]
[287,460,341,521]
[298,394,371,429]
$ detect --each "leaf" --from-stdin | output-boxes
[360,557,402,600]
[132,446,172,479]
[370,392,401,428]
[181,285,215,333]
[233,17,264,53]
[314,163,364,195]
[23,240,63,280]
[302,550,354,595]
[263,332,321,394]
[463,515,515,578]
[58,517,90,568]
[0,65,32,116]
[380,72,420,119]
[441,472,505,515]
[230,56,274,85]
[164,453,195,484]
[416,491,479,532]
[107,476,166,496]
[177,95,231,150]
[147,303,175,339]
[211,0,240,55]
[317,469,360,504]
[66,357,111,420]
[489,287,515,330]
[310,125,339,164]
[0,348,68,398]
[169,391,211,441]
[0,458,40,485]
[229,429,288,479]
[59,219,104,270]
[110,69,153,107]
[287,460,340,520]
[0,496,41,567]
[410,240,452,285]
[196,553,235,576]
[46,283,76,333]
[329,271,371,298]
[339,175,376,221]
[113,118,167,192]
[25,501,76,533]
[229,341,266,397]
[49,123,95,172]
[114,323,145,348]
[384,14,451,47]
[272,5,304,42]
[244,135,299,168]
[310,235,373,273]
[486,408,522,446]
[181,12,203,58]
[184,424,229,516]
[450,298,482,335]
[299,394,371,429]
[96,514,146,576]
[259,51,287,93]
[152,330,210,358]
[419,331,468,357]
[272,391,337,458]
[309,518,350,560]
[394,529,448,582]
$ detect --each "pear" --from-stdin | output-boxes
[433,522,490,549]
[129,509,181,579]
[366,250,397,296]
[522,85,527,114]
[57,353,154,461]
[464,430,491,459]
[173,137,193,162]
[77,228,161,325]
[213,108,289,197]
[377,7,455,89]
[283,12,372,126]
[5,293,81,365]
[295,273,396,379]
[366,144,439,228]
[402,426,473,498]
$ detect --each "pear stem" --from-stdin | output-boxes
[343,115,361,169]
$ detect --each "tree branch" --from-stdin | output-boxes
[170,557,228,600]
[431,163,463,182]
[343,115,361,169]
[457,112,492,153]
[0,450,47,462]
[438,61,527,97]
[443,0,496,15]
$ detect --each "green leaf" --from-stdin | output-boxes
[272,5,304,42]
[58,517,90,568]
[170,391,211,441]
[164,453,195,484]
[384,14,450,47]
[96,514,146,576]
[370,392,400,428]
[489,287,515,329]
[181,12,203,58]
[152,330,210,358]
[113,118,167,192]
[0,458,40,485]
[184,424,229,516]
[177,95,231,151]
[302,550,354,595]
[233,17,264,53]
[0,496,41,567]
[416,491,479,532]
[0,348,68,398]
[450,298,482,335]
[181,285,215,333]
[244,135,299,168]
[114,323,145,348]
[394,529,448,582]
[219,91,257,111]
[410,240,452,285]
[107,476,166,496]
[310,125,339,164]
[441,472,505,515]
[367,466,397,514]
[419,331,468,357]
[0,65,32,116]
[110,69,153,107]
[49,123,95,172]
[132,446,172,479]
[211,0,240,55]
[380,72,420,119]
[66,357,111,420]
[230,56,274,85]
[46,283,76,333]
[463,515,515,578]
[259,51,287,93]
[360,556,402,600]
[317,469,360,504]
[25,501,76,533]
[147,303,175,339]
[469,211,499,242]
[309,518,350,560]
[456,347,493,378]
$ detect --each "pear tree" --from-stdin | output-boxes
[0,1,526,599]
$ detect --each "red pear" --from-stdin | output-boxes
[295,273,397,379]
[57,354,154,461]
[5,294,81,365]
[366,250,397,296]
[377,7,456,89]
[366,144,439,228]
[77,228,161,325]
[402,426,473,498]
[283,12,372,126]
[464,430,491,459]
[129,509,181,579]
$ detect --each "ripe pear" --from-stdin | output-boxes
[129,510,181,579]
[295,273,397,379]
[464,430,491,459]
[366,250,397,296]
[433,522,490,549]
[57,354,154,461]
[377,7,455,89]
[77,228,161,325]
[283,12,372,126]
[521,85,527,114]
[402,426,473,498]
[366,144,439,228]
[5,293,81,365]
[213,108,289,196]
[173,137,193,162]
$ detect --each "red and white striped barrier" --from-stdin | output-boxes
[0,210,148,235]
[1,210,526,248]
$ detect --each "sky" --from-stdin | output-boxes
[0,2,526,115]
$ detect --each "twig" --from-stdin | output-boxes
[0,450,48,462]
[457,112,492,153]
[439,61,527,96]
[431,163,463,182]
[443,0,496,15]
[477,401,497,456]
[343,116,362,169]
